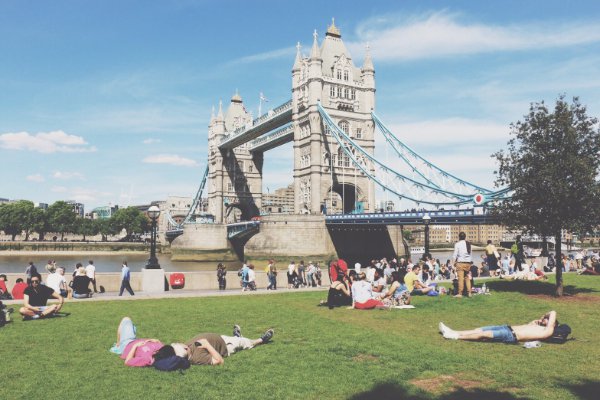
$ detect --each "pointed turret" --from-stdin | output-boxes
[217,100,224,120]
[292,42,302,72]
[310,29,321,60]
[362,43,374,72]
[326,17,341,38]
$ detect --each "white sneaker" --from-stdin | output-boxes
[439,322,459,339]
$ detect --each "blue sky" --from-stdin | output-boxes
[1,0,600,211]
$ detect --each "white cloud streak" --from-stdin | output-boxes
[227,46,295,66]
[0,130,96,153]
[52,171,85,180]
[26,174,45,182]
[143,138,162,144]
[349,11,600,62]
[143,154,198,167]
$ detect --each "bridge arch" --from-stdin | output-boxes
[326,183,364,214]
[224,203,254,223]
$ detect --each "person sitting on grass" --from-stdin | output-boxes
[72,265,92,298]
[371,268,387,296]
[110,317,164,367]
[19,276,64,320]
[439,311,559,343]
[404,264,436,296]
[381,271,411,306]
[173,325,274,366]
[351,272,386,309]
[320,271,354,309]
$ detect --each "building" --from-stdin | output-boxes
[66,200,84,218]
[261,184,295,214]
[410,224,509,245]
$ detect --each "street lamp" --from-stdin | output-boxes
[422,214,431,260]
[146,205,161,269]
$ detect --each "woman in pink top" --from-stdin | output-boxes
[110,317,163,367]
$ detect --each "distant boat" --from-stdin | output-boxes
[411,246,425,258]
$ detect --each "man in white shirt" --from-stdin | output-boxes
[452,232,473,298]
[46,267,68,297]
[86,260,98,293]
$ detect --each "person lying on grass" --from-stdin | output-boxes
[439,311,560,344]
[110,317,164,367]
[19,276,64,320]
[170,324,274,366]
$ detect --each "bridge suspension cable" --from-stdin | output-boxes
[371,112,509,199]
[165,165,209,231]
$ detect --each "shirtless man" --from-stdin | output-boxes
[439,311,557,343]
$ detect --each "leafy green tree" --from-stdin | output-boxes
[47,201,77,241]
[493,95,600,296]
[110,207,149,240]
[29,207,48,241]
[75,218,99,241]
[95,218,116,241]
[0,200,39,240]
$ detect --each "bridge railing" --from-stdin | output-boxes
[220,100,292,146]
[249,123,294,151]
[326,209,477,220]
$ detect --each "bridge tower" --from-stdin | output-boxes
[207,94,263,223]
[292,20,376,215]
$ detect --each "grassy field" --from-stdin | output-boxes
[2,275,599,400]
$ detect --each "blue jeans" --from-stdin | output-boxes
[481,325,517,344]
[110,317,137,354]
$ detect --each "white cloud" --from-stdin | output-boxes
[0,130,96,153]
[26,174,45,182]
[349,11,600,62]
[53,171,85,180]
[227,47,295,65]
[143,138,161,144]
[143,154,198,167]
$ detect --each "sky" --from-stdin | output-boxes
[1,0,600,211]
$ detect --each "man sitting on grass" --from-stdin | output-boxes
[19,276,64,320]
[172,325,274,366]
[404,264,435,295]
[439,311,558,344]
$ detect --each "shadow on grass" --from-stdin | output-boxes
[561,379,600,400]
[349,382,526,400]
[486,280,597,296]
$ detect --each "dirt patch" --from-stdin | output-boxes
[352,353,379,362]
[528,294,600,303]
[410,374,488,394]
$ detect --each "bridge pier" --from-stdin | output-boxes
[170,223,238,262]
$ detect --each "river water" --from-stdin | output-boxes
[0,253,242,274]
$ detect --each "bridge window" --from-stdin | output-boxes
[356,128,362,139]
[338,120,349,134]
[337,69,342,80]
[248,164,253,172]
[330,85,335,98]
[323,124,331,136]
[351,89,356,100]
[227,183,233,192]
[337,147,349,167]
[344,88,349,98]
[344,70,349,81]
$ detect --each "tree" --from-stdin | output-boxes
[493,95,600,296]
[47,201,77,241]
[28,207,47,241]
[0,200,38,240]
[75,218,99,241]
[96,218,116,242]
[110,207,149,240]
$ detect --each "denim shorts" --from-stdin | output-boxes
[481,325,517,344]
[110,318,137,354]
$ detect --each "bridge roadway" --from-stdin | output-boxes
[325,208,499,225]
[219,100,292,150]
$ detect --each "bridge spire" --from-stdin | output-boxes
[293,41,302,71]
[217,99,224,120]
[362,42,374,72]
[310,29,320,59]
[210,105,216,124]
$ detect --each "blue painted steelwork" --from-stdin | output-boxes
[227,220,260,239]
[249,123,294,153]
[326,208,499,225]
[219,100,293,150]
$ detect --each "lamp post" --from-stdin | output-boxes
[146,205,161,269]
[422,214,431,260]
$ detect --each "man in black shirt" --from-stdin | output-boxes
[19,277,64,319]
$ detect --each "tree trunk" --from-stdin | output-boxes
[555,232,563,297]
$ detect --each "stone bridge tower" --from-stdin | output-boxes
[292,20,376,215]
[207,94,263,223]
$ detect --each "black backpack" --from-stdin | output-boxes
[547,324,572,344]
[153,355,190,372]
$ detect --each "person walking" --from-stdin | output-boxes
[86,260,99,293]
[25,261,38,285]
[119,261,135,296]
[217,263,227,290]
[266,260,277,290]
[452,232,473,298]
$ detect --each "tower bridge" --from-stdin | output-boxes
[167,20,508,263]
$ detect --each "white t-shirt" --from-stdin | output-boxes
[46,272,66,293]
[288,264,295,275]
[351,280,373,303]
[365,267,375,283]
[247,269,256,282]
[85,264,96,279]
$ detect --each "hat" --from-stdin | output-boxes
[171,343,188,358]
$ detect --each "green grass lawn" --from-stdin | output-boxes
[3,275,599,400]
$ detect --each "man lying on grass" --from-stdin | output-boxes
[171,324,274,366]
[439,311,568,344]
[19,276,64,320]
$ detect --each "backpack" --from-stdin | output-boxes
[511,242,519,254]
[153,355,190,372]
[237,269,243,277]
[547,324,572,344]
